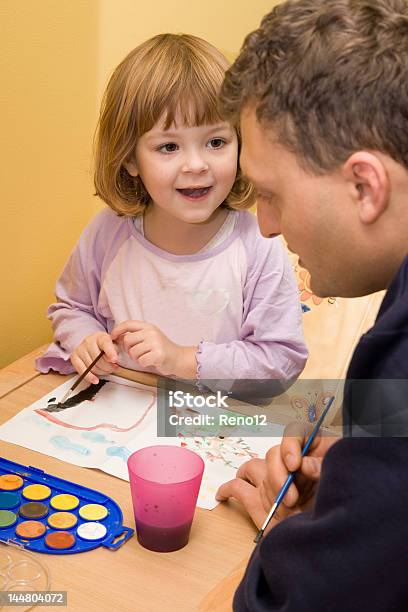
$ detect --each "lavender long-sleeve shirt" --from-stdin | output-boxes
[36,208,307,380]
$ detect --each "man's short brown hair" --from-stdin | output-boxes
[220,0,408,174]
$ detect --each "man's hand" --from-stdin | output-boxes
[216,422,340,531]
[111,320,197,378]
[216,458,277,531]
[71,332,119,384]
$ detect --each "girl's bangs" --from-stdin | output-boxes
[139,55,226,132]
[162,81,224,129]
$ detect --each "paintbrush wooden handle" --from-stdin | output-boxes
[59,350,105,404]
[71,349,105,392]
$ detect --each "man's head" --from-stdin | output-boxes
[220,0,408,297]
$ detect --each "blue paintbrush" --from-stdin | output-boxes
[254,394,335,543]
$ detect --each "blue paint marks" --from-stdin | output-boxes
[106,446,131,462]
[50,436,90,456]
[81,432,115,444]
[301,304,311,313]
[31,415,51,428]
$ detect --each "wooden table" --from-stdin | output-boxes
[0,348,255,611]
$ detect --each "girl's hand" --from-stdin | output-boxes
[70,332,119,384]
[111,320,197,378]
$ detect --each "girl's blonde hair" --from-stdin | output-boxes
[94,33,255,216]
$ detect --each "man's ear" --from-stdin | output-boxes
[342,152,390,224]
[124,157,138,177]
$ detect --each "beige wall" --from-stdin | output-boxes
[1,0,279,368]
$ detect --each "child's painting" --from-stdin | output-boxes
[0,376,283,509]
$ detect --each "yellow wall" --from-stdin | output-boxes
[1,1,99,367]
[1,0,279,369]
[97,0,279,97]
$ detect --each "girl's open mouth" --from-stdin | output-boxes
[177,187,212,199]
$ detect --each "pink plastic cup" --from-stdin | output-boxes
[127,445,204,552]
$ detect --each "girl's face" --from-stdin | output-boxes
[126,114,238,224]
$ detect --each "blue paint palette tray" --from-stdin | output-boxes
[0,458,134,554]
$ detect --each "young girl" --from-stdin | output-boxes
[36,33,307,386]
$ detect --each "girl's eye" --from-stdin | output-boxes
[208,138,226,149]
[157,143,178,153]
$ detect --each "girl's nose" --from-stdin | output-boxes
[181,151,209,174]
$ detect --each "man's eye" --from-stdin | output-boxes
[208,138,226,149]
[157,143,178,153]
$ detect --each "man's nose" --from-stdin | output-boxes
[181,150,209,173]
[256,199,281,238]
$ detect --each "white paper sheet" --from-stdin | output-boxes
[0,376,282,509]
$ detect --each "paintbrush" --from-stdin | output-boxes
[254,394,335,544]
[56,349,105,405]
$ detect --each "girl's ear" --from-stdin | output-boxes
[124,158,138,177]
[342,152,390,224]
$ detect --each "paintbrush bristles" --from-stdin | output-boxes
[59,388,72,405]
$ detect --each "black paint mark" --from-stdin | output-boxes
[45,380,108,412]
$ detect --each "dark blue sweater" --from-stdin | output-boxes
[234,256,408,611]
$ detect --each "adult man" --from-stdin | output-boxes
[216,0,408,609]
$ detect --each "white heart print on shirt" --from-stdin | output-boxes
[186,289,231,316]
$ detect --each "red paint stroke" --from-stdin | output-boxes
[34,391,156,432]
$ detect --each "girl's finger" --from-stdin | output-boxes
[72,350,99,384]
[137,351,157,369]
[96,335,118,363]
[111,320,150,340]
[93,360,119,375]
[121,331,147,352]
[70,352,85,377]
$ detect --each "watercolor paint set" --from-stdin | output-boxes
[0,458,134,554]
